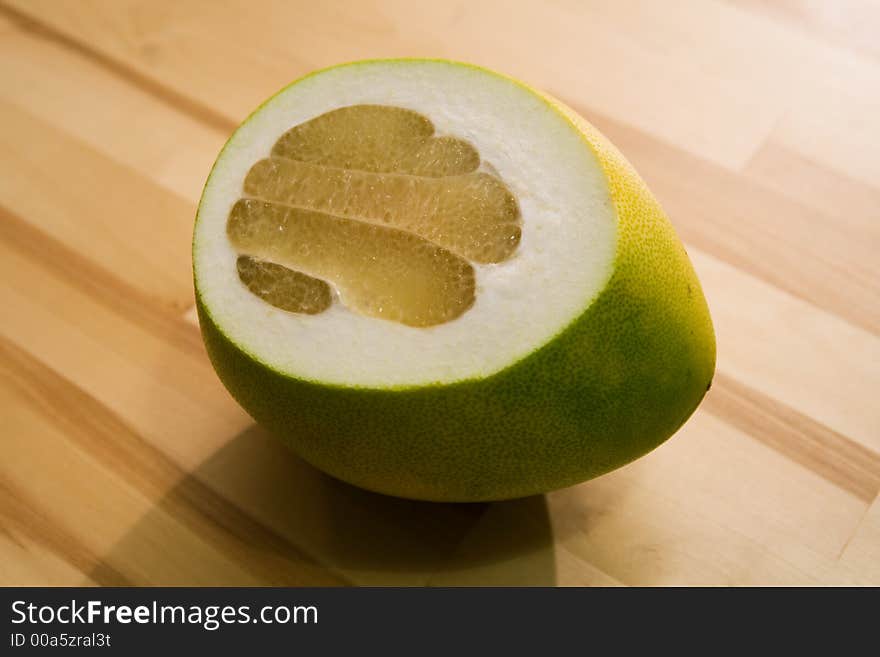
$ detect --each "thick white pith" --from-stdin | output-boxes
[194,61,616,387]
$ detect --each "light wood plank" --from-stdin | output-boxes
[0,101,194,311]
[2,363,272,586]
[703,373,880,503]
[691,248,880,455]
[733,0,880,61]
[744,139,880,239]
[774,74,880,190]
[0,511,101,587]
[1,0,800,168]
[840,496,880,581]
[0,26,229,204]
[547,411,871,585]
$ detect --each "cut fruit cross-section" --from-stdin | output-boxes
[194,60,715,501]
[227,104,520,327]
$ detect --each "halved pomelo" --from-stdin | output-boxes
[193,59,716,502]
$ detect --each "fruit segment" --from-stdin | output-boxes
[228,199,475,327]
[272,104,480,176]
[236,255,332,314]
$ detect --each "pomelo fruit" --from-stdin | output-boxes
[193,59,716,502]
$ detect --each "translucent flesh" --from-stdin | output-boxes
[244,160,520,264]
[236,255,332,314]
[272,104,480,177]
[227,104,520,326]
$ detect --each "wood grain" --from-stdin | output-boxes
[0,0,877,586]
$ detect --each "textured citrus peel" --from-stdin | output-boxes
[225,104,521,327]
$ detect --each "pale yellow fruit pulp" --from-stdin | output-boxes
[226,104,521,327]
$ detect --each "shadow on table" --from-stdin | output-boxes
[89,424,556,586]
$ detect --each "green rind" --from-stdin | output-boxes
[194,59,716,502]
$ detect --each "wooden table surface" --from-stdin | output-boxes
[1,0,878,587]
